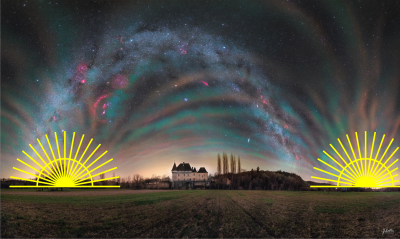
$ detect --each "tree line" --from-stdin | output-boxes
[117,174,171,189]
[212,153,338,191]
[217,152,242,175]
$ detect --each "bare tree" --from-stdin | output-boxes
[127,175,131,188]
[222,152,226,175]
[99,173,105,185]
[238,156,241,174]
[230,153,234,174]
[217,153,221,176]
[222,152,228,175]
[133,174,141,189]
[233,155,236,174]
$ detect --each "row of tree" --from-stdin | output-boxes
[217,152,241,175]
[214,153,316,190]
[211,166,309,190]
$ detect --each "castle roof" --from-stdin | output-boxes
[174,162,192,171]
[172,162,207,172]
[198,167,208,173]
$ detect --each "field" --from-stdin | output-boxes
[1,189,400,238]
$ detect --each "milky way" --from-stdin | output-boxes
[2,1,400,179]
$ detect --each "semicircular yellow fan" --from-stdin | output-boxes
[311,131,400,188]
[11,131,120,188]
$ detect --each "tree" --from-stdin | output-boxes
[151,174,161,184]
[238,156,241,174]
[222,152,228,175]
[230,153,234,173]
[257,167,260,173]
[233,155,236,174]
[217,153,221,176]
[99,173,105,185]
[133,174,141,189]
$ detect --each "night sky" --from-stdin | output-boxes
[2,0,400,181]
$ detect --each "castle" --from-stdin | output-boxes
[171,162,209,189]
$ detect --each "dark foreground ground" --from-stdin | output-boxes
[1,189,399,238]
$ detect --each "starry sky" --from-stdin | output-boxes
[2,0,400,181]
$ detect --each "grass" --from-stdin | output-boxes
[1,190,400,238]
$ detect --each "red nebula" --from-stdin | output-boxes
[260,95,263,99]
[103,103,107,109]
[284,124,288,129]
[262,99,268,105]
[295,155,299,160]
[92,94,110,116]
[112,74,128,89]
[116,35,124,43]
[179,48,187,54]
[77,63,88,73]
[201,81,209,86]
[80,79,86,84]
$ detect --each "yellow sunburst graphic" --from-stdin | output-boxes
[11,132,120,188]
[311,132,400,188]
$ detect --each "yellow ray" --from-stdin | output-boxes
[86,151,108,169]
[46,134,63,178]
[11,176,53,185]
[346,134,362,177]
[364,131,367,176]
[373,147,398,179]
[72,143,101,179]
[355,132,364,176]
[69,134,84,177]
[338,138,361,178]
[376,174,398,185]
[75,167,118,184]
[330,144,358,181]
[26,145,58,182]
[371,138,394,177]
[313,167,355,183]
[37,138,61,180]
[369,134,385,177]
[67,132,76,177]
[88,158,114,174]
[13,167,56,184]
[11,132,119,188]
[54,132,64,176]
[63,131,67,177]
[322,151,357,182]
[367,132,376,177]
[377,180,399,186]
[75,176,120,186]
[311,176,353,185]
[376,167,398,182]
[16,158,54,182]
[70,138,93,177]
[312,132,400,188]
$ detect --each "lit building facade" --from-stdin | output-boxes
[171,162,209,189]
